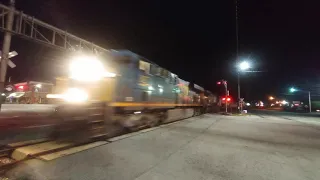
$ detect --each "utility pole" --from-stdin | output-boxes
[308,91,311,113]
[235,0,241,113]
[237,74,240,107]
[0,0,15,110]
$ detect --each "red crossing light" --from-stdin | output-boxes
[221,96,232,102]
[217,81,221,85]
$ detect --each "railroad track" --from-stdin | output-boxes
[0,139,109,175]
[0,106,202,176]
[0,147,11,159]
[0,117,109,171]
[0,110,110,173]
[0,139,52,172]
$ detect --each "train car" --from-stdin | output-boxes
[112,50,178,110]
[204,90,218,111]
[176,78,190,104]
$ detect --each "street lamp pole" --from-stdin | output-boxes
[237,61,250,113]
[235,0,240,113]
[308,91,311,113]
[237,72,240,107]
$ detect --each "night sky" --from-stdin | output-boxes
[1,0,320,101]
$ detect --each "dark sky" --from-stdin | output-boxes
[1,0,320,101]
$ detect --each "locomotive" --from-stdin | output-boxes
[48,50,217,133]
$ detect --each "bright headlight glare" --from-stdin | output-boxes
[63,88,88,103]
[103,71,116,78]
[69,56,105,82]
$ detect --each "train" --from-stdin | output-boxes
[45,50,219,136]
[49,50,217,108]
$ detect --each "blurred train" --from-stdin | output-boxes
[47,50,218,132]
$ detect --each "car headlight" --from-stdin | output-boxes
[63,88,88,103]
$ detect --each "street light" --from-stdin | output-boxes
[239,61,250,71]
[289,87,311,113]
[69,55,116,82]
[289,87,297,93]
[269,96,275,100]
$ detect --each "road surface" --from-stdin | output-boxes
[5,113,320,180]
[251,109,320,126]
[251,108,320,118]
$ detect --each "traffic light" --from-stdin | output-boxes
[217,81,221,85]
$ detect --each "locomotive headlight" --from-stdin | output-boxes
[103,71,116,78]
[63,88,88,103]
[69,56,105,82]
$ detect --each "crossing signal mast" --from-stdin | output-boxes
[217,80,229,113]
[0,0,14,109]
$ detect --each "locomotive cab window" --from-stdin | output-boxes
[114,56,131,65]
[169,73,176,84]
[150,65,158,75]
[161,69,169,78]
[139,60,150,74]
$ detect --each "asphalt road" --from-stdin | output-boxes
[250,108,320,118]
[5,113,320,180]
[250,109,320,127]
